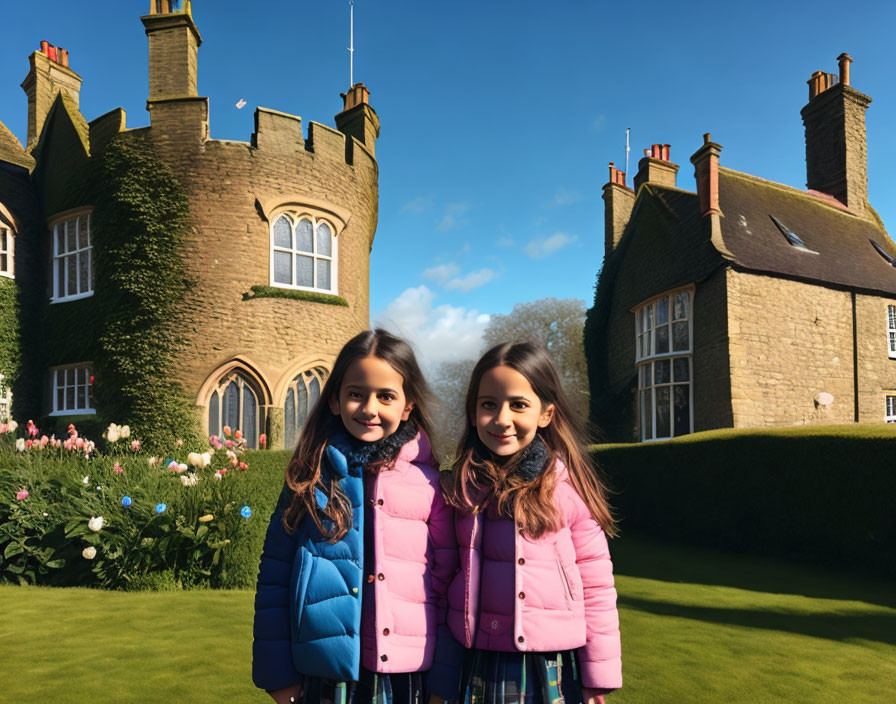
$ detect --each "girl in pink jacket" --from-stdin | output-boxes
[440,341,622,704]
[253,329,458,704]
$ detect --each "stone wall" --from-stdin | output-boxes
[855,292,896,422]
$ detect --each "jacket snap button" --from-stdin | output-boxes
[518,558,525,565]
[377,499,384,505]
[518,591,525,599]
[491,620,498,630]
[381,654,388,662]
[377,573,385,581]
[383,628,390,636]
[367,575,375,583]
[517,636,525,643]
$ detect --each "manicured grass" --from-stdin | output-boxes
[3,534,895,703]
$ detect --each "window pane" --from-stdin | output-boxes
[656,297,669,325]
[636,309,644,335]
[57,386,65,411]
[273,216,292,249]
[274,251,292,284]
[67,368,75,385]
[673,384,690,436]
[296,380,309,429]
[890,331,896,352]
[316,260,331,290]
[672,321,689,351]
[646,305,653,331]
[642,390,653,440]
[296,255,313,287]
[673,357,690,382]
[655,324,669,353]
[56,259,65,298]
[67,255,77,295]
[66,220,76,252]
[637,334,643,359]
[78,383,87,410]
[78,216,89,249]
[285,387,296,449]
[297,219,313,252]
[242,385,258,449]
[674,291,690,320]
[79,249,90,292]
[645,329,652,356]
[309,376,321,409]
[890,306,896,329]
[208,392,220,438]
[655,386,671,438]
[224,380,239,429]
[316,222,332,256]
[0,253,6,272]
[654,359,670,385]
[65,384,74,411]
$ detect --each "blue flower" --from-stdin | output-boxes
[155,503,167,514]
[240,505,252,518]
[121,496,132,507]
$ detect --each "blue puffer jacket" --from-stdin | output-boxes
[252,428,365,689]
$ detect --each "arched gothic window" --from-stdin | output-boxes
[284,366,328,449]
[270,213,337,293]
[208,372,264,448]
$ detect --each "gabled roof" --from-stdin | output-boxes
[0,120,35,171]
[716,168,896,296]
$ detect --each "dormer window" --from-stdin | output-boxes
[770,215,817,254]
[270,213,337,294]
[0,226,11,278]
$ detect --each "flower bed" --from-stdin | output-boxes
[0,421,286,590]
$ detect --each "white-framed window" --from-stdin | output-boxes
[51,212,93,302]
[635,289,693,441]
[51,364,95,415]
[284,366,328,449]
[888,305,896,359]
[270,213,337,293]
[0,226,12,278]
[886,395,896,423]
[0,373,11,421]
[207,372,263,448]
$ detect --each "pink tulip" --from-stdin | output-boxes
[114,463,123,474]
[238,462,248,471]
[259,434,267,448]
[16,489,29,501]
[225,439,233,448]
[131,440,141,451]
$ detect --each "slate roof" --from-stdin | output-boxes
[0,120,35,171]
[639,167,896,297]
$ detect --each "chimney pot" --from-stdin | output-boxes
[837,52,852,86]
[643,148,649,157]
[703,133,711,144]
[40,40,49,54]
[663,144,670,160]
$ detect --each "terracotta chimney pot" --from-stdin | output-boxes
[838,52,852,86]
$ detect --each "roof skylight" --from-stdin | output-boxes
[769,215,818,253]
[870,239,896,268]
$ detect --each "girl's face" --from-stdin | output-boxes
[473,365,554,457]
[329,355,414,442]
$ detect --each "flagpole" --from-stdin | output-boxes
[349,0,355,88]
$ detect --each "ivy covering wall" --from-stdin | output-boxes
[0,277,19,407]
[90,135,199,450]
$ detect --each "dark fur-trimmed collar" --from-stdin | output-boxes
[471,433,550,482]
[327,418,418,472]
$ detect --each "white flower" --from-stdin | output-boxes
[88,516,104,532]
[7,420,17,433]
[177,463,188,473]
[105,423,120,443]
[82,476,89,485]
[15,438,25,452]
[214,471,223,480]
[42,512,48,517]
[82,546,97,560]
[120,425,131,439]
[180,473,199,486]
[201,452,212,467]
[226,450,237,460]
[187,452,202,467]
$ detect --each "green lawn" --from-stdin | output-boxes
[3,535,894,703]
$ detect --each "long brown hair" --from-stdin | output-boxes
[443,341,617,538]
[283,329,436,540]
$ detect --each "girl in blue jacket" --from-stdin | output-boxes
[252,329,460,704]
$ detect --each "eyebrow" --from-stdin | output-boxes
[346,384,399,394]
[477,394,531,402]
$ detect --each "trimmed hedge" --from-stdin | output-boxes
[593,424,896,575]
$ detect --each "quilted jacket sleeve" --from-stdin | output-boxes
[426,471,464,700]
[565,483,622,691]
[252,483,304,692]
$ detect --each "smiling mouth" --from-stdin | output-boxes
[488,432,515,440]
[356,421,380,428]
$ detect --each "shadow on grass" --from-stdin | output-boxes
[611,533,896,609]
[619,594,896,646]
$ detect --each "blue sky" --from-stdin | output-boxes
[2,1,895,369]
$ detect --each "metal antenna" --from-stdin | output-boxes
[625,127,631,177]
[348,0,355,88]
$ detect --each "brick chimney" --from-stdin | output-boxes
[801,53,871,216]
[20,41,82,149]
[335,83,380,158]
[142,0,201,101]
[690,133,722,216]
[633,144,679,192]
[602,162,635,257]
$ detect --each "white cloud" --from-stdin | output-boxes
[401,195,432,213]
[422,263,461,284]
[496,236,514,247]
[551,188,582,207]
[444,268,497,292]
[373,286,490,373]
[523,232,577,259]
[437,214,457,231]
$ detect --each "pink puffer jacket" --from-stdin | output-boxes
[446,460,622,690]
[360,431,457,673]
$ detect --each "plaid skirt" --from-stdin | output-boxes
[458,650,584,704]
[303,669,424,704]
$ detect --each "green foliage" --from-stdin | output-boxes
[0,277,18,414]
[91,135,199,451]
[0,439,290,590]
[243,284,349,307]
[593,425,896,575]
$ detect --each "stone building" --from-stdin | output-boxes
[587,54,896,442]
[0,1,379,448]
